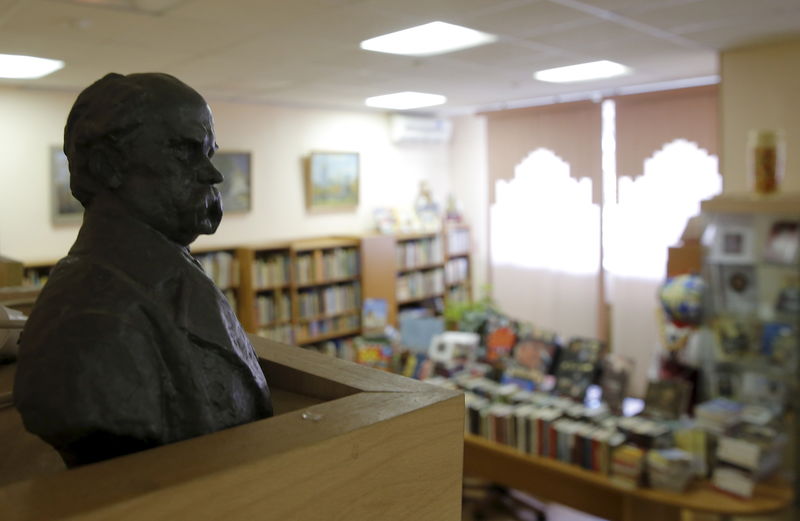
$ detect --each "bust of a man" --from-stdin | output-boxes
[14,73,273,467]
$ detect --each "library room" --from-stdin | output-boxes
[0,1,798,520]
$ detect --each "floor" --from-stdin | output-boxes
[461,483,798,521]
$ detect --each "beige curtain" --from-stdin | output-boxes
[610,85,720,396]
[485,101,603,341]
[614,85,718,178]
[486,101,602,204]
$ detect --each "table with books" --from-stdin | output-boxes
[450,378,795,521]
[464,434,791,521]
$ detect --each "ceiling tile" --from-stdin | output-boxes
[463,1,597,39]
[620,0,800,35]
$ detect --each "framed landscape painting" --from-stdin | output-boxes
[211,151,252,213]
[50,146,83,224]
[305,151,359,211]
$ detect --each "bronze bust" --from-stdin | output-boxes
[14,73,273,467]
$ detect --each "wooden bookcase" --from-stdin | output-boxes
[360,224,472,327]
[191,246,244,324]
[288,238,362,347]
[444,223,472,307]
[17,228,471,348]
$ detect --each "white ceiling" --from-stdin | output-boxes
[1,0,799,114]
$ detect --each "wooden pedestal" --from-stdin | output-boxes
[0,336,464,520]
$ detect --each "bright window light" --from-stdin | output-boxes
[534,60,629,83]
[365,91,446,110]
[360,21,497,56]
[0,54,64,79]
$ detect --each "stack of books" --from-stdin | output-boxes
[610,445,645,489]
[694,398,743,434]
[647,448,694,492]
[712,423,786,498]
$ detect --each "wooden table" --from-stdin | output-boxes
[464,434,793,521]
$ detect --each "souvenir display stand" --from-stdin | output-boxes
[0,336,464,521]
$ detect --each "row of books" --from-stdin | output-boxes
[22,267,50,287]
[445,257,468,285]
[196,251,239,289]
[396,236,443,269]
[223,289,237,314]
[446,227,469,256]
[296,314,360,342]
[447,285,470,304]
[294,247,359,284]
[252,252,290,288]
[304,337,356,359]
[257,324,293,344]
[297,283,361,319]
[397,268,444,301]
[466,394,625,474]
[255,292,291,326]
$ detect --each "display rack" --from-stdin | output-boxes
[700,193,800,506]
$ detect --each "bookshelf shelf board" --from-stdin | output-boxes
[296,327,362,345]
[255,284,291,292]
[291,238,360,252]
[396,231,439,242]
[297,309,360,323]
[397,293,444,306]
[446,280,469,287]
[464,434,793,520]
[701,193,800,216]
[295,276,359,289]
[447,251,470,258]
[397,263,444,273]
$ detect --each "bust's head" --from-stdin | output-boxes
[64,72,223,246]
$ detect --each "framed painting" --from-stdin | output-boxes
[211,151,251,213]
[50,146,83,224]
[304,151,359,211]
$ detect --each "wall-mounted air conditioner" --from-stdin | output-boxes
[389,114,453,144]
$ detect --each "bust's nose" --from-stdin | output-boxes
[199,163,223,185]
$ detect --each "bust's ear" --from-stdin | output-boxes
[87,145,123,190]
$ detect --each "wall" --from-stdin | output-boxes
[720,38,800,192]
[0,86,455,262]
[449,115,489,296]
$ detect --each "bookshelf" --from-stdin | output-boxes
[21,260,57,287]
[444,223,472,306]
[361,225,472,327]
[288,238,362,347]
[191,246,244,322]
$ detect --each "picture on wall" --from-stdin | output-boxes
[211,151,251,213]
[50,146,83,224]
[304,151,359,211]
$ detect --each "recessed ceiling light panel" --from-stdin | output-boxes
[365,91,447,110]
[0,54,64,79]
[360,21,496,57]
[534,60,630,83]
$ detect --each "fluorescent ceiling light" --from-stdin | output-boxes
[534,60,630,83]
[365,91,446,110]
[360,21,496,56]
[0,54,64,79]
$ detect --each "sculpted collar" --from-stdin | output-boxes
[69,197,202,289]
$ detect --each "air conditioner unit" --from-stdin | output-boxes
[390,114,453,144]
